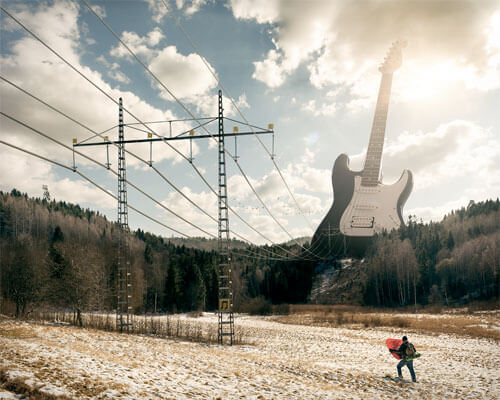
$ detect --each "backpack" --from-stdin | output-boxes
[405,343,416,357]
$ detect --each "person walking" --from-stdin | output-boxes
[390,336,417,382]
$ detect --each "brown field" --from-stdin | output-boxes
[273,303,500,340]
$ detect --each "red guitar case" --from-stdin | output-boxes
[386,338,403,360]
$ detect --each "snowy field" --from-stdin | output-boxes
[1,313,499,399]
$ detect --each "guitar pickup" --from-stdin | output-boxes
[351,216,374,228]
[354,205,377,210]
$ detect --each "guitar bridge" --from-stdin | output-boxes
[350,216,374,228]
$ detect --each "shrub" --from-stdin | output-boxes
[273,303,290,315]
[241,296,272,315]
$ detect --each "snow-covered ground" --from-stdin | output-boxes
[1,313,499,399]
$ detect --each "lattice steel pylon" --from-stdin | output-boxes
[217,90,234,345]
[73,92,273,339]
[116,97,133,332]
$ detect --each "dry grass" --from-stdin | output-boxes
[27,311,246,345]
[0,368,72,400]
[0,324,36,339]
[273,304,500,340]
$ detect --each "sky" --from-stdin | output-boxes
[1,0,499,246]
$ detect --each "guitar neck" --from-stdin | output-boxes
[361,73,394,186]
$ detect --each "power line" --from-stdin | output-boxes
[0,3,323,260]
[0,140,321,273]
[0,4,297,255]
[0,75,219,226]
[0,76,299,257]
[81,1,323,259]
[160,0,315,233]
[0,108,302,259]
[0,138,304,261]
[0,111,217,238]
[0,140,189,238]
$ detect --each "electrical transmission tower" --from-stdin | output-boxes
[116,97,133,331]
[73,92,273,343]
[216,90,234,344]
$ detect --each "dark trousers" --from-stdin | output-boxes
[397,359,416,381]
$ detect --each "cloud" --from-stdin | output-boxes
[108,26,221,109]
[0,145,115,209]
[346,120,500,222]
[178,0,211,16]
[109,70,131,84]
[381,120,500,189]
[230,0,500,102]
[144,0,168,23]
[149,46,217,100]
[229,0,279,24]
[0,0,206,214]
[0,1,193,164]
[157,186,218,236]
[223,146,330,243]
[110,28,165,60]
[90,4,106,18]
[301,99,337,117]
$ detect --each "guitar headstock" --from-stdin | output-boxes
[379,40,407,74]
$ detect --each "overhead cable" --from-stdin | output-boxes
[160,0,315,233]
[0,4,298,256]
[0,111,217,238]
[81,1,322,259]
[0,140,189,238]
[1,3,320,260]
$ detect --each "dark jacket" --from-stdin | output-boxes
[398,341,409,357]
[390,341,409,359]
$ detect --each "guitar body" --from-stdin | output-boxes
[311,153,367,257]
[311,40,411,259]
[339,167,413,237]
[311,153,413,257]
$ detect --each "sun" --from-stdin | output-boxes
[395,60,464,103]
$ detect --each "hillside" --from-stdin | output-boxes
[1,189,498,320]
[0,189,313,318]
[311,199,500,307]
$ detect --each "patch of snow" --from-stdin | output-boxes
[1,314,499,399]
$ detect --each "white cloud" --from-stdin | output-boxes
[144,0,168,23]
[0,0,205,217]
[228,0,279,24]
[117,43,215,103]
[301,99,337,117]
[231,0,500,104]
[381,121,500,189]
[224,147,330,243]
[157,186,217,236]
[0,146,115,209]
[252,49,287,88]
[183,0,211,16]
[90,4,106,18]
[110,28,164,61]
[109,70,131,84]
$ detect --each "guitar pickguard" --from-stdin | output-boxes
[339,171,411,237]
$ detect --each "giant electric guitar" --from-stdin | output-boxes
[311,41,413,257]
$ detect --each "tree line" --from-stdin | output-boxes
[362,199,500,307]
[1,189,498,319]
[0,190,219,319]
[0,190,312,319]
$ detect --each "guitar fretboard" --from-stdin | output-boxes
[361,73,393,186]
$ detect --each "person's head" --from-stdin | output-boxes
[402,336,408,342]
